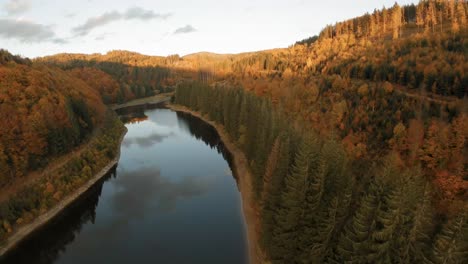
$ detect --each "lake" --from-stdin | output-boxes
[2,107,248,264]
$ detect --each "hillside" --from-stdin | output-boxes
[0,50,107,186]
[0,49,127,244]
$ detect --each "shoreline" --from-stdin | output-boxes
[0,99,266,263]
[167,104,266,264]
[0,128,127,257]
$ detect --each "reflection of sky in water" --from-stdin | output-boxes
[54,109,247,264]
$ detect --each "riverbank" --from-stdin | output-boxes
[167,104,266,264]
[0,128,127,257]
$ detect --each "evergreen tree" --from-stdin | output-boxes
[335,183,379,263]
[260,135,291,255]
[432,211,468,264]
[272,137,315,262]
[404,183,434,263]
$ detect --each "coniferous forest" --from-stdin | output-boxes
[0,0,467,263]
[175,81,467,264]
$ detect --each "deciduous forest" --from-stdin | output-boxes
[0,0,467,262]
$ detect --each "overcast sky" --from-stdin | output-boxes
[0,0,419,58]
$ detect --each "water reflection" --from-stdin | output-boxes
[1,106,247,264]
[119,111,148,124]
[121,132,175,148]
[1,169,115,264]
[112,167,214,215]
[176,112,237,182]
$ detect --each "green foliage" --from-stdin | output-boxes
[432,211,468,264]
[174,81,459,263]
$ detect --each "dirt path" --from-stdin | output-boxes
[393,84,459,106]
[0,129,102,204]
[167,104,266,264]
[0,129,127,257]
[111,94,172,110]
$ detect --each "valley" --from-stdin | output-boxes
[0,0,467,263]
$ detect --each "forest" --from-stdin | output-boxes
[175,82,466,263]
[0,50,107,186]
[0,0,466,262]
[171,1,467,263]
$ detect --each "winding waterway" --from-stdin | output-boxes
[2,106,248,264]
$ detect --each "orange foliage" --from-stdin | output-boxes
[70,67,134,104]
[0,55,106,185]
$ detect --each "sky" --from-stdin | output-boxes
[0,0,419,58]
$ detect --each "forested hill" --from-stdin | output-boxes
[232,0,467,98]
[0,50,109,186]
[0,49,129,244]
[39,1,468,100]
[35,0,467,208]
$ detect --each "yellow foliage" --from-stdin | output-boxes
[358,84,369,96]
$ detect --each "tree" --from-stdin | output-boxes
[272,136,315,261]
[432,211,468,264]
[404,183,434,263]
[335,187,379,263]
[260,135,291,253]
[392,3,403,39]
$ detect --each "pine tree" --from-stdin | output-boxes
[261,135,291,256]
[392,3,403,39]
[231,91,241,139]
[335,183,379,263]
[416,1,426,30]
[432,211,468,264]
[367,184,404,263]
[272,137,315,262]
[404,183,434,263]
[455,0,467,29]
[237,94,249,147]
[261,138,280,203]
[427,1,438,33]
[307,197,340,263]
[252,100,271,196]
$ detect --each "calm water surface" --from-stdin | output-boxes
[2,107,248,264]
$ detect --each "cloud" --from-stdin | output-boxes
[52,38,68,44]
[94,32,113,41]
[122,132,175,148]
[174,25,197,34]
[112,168,214,217]
[73,7,172,36]
[3,0,30,15]
[124,7,171,20]
[73,11,121,36]
[65,13,76,19]
[0,18,66,43]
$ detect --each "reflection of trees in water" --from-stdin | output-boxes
[114,104,163,117]
[1,168,116,264]
[176,112,238,182]
[118,110,148,124]
[120,114,149,124]
[2,110,240,264]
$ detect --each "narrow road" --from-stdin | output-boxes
[0,129,100,204]
[111,94,172,110]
